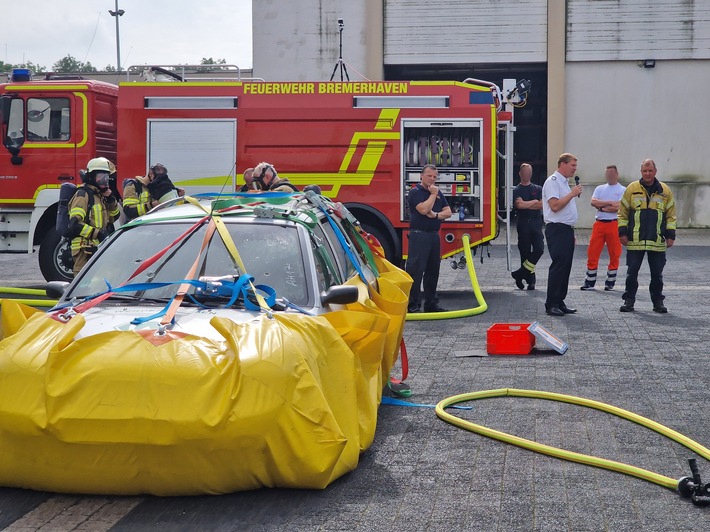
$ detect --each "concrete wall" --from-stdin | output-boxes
[252,0,381,81]
[565,60,710,227]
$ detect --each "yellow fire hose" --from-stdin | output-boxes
[0,287,46,296]
[406,234,487,321]
[436,388,710,504]
[0,287,57,308]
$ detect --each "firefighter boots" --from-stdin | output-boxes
[620,300,635,312]
[511,268,525,290]
[527,272,536,290]
[653,299,668,313]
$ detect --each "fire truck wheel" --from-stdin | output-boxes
[361,224,395,264]
[38,227,74,283]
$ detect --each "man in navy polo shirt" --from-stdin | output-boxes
[406,164,452,313]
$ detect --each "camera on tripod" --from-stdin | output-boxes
[330,18,349,81]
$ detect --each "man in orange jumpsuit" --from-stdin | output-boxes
[580,165,626,291]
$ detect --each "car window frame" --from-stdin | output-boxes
[67,217,317,308]
[316,213,377,287]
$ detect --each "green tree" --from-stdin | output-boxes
[200,57,227,65]
[82,61,97,73]
[104,64,117,72]
[52,55,97,73]
[53,55,83,72]
[0,60,46,74]
[198,57,227,72]
[23,60,46,73]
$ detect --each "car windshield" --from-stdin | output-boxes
[68,220,309,306]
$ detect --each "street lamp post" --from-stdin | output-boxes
[108,0,125,72]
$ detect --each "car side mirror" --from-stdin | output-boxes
[45,281,70,300]
[320,284,359,306]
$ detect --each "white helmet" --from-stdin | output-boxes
[86,157,112,173]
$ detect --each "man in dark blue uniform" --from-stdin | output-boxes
[406,164,452,313]
[512,163,544,290]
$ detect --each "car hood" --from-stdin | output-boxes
[77,303,298,342]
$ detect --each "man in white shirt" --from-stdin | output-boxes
[580,165,626,291]
[542,153,583,316]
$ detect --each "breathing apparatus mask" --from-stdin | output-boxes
[151,164,168,179]
[93,171,110,190]
[255,165,275,190]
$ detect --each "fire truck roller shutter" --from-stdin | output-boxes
[147,119,237,195]
[344,203,399,264]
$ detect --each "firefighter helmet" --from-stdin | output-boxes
[87,157,112,173]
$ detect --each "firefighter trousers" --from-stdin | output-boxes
[622,250,666,304]
[587,220,622,271]
[71,248,93,276]
[516,217,544,272]
[405,230,441,309]
[545,223,575,307]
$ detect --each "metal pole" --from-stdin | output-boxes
[109,0,125,72]
[115,0,121,72]
[505,121,514,272]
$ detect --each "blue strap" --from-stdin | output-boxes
[381,396,473,410]
[131,296,175,325]
[57,276,279,324]
[280,297,315,316]
[246,284,276,311]
[193,192,297,199]
[316,205,368,284]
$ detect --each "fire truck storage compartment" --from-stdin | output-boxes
[147,119,237,194]
[401,120,482,222]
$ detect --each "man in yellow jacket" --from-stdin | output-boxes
[617,159,676,313]
[67,158,121,276]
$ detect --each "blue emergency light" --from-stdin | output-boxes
[10,68,33,82]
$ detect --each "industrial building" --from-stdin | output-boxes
[253,1,710,227]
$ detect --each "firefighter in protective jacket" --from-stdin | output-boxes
[617,159,676,313]
[67,158,121,276]
[123,163,182,220]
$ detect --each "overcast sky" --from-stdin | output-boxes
[3,0,253,71]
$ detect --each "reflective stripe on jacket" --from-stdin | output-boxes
[68,185,119,250]
[122,181,153,220]
[618,179,676,251]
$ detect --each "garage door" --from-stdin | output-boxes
[147,119,237,194]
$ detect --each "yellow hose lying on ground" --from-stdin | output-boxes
[436,388,710,491]
[406,234,487,321]
[0,299,57,308]
[0,288,56,308]
[0,287,47,296]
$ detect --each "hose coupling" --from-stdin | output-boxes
[678,458,710,506]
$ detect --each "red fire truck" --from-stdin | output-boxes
[1,66,520,281]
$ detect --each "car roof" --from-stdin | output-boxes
[125,192,328,227]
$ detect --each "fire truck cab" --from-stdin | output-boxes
[0,68,118,280]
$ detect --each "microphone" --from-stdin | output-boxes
[574,176,581,196]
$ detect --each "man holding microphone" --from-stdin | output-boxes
[542,153,583,316]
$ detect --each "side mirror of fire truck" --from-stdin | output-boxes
[1,95,25,165]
